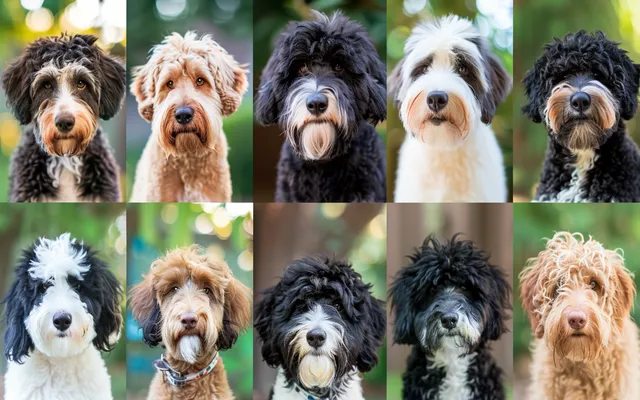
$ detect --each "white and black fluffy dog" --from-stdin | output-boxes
[255,11,387,202]
[254,256,385,400]
[389,235,511,400]
[390,16,511,202]
[2,233,123,400]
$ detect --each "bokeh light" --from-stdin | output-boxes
[20,0,44,11]
[156,0,187,20]
[25,8,54,32]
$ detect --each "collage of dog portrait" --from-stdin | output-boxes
[0,0,640,400]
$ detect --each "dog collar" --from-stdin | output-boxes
[293,383,330,400]
[152,352,218,388]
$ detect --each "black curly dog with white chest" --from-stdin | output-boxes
[523,31,640,202]
[255,11,387,202]
[254,256,385,400]
[389,235,511,400]
[2,34,125,202]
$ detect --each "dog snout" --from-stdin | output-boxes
[567,310,588,330]
[306,93,328,116]
[180,312,198,330]
[175,106,194,125]
[427,91,448,113]
[53,311,72,332]
[570,92,591,113]
[306,328,327,348]
[54,113,75,133]
[440,312,458,330]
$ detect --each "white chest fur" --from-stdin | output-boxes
[271,369,364,400]
[45,156,83,202]
[536,150,598,203]
[428,340,474,400]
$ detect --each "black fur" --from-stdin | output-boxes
[522,31,640,202]
[254,255,386,398]
[389,235,511,400]
[255,12,386,202]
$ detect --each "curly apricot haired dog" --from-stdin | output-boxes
[520,232,640,400]
[130,32,248,202]
[129,246,252,400]
[522,31,640,202]
[255,11,387,202]
[1,34,125,202]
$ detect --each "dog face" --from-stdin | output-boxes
[132,32,248,156]
[130,246,251,365]
[523,31,640,151]
[2,233,122,363]
[254,256,385,391]
[1,34,125,156]
[255,11,386,161]
[389,16,511,149]
[390,235,510,356]
[520,232,635,362]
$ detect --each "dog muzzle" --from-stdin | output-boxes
[152,352,218,387]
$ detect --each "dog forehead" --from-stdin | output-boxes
[406,17,480,63]
[28,233,89,281]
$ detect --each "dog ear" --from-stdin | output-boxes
[521,56,546,124]
[254,56,283,126]
[356,296,386,373]
[484,265,512,341]
[254,285,283,367]
[364,51,387,124]
[89,255,123,352]
[2,271,35,363]
[389,270,417,345]
[388,57,406,108]
[129,273,162,347]
[207,42,249,116]
[613,264,636,331]
[131,63,156,123]
[1,51,35,125]
[480,51,512,125]
[216,274,252,351]
[519,261,544,339]
[96,52,126,120]
[620,63,640,120]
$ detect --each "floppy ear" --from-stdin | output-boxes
[254,56,282,125]
[364,52,387,124]
[389,270,417,345]
[519,261,544,339]
[480,51,512,125]
[207,41,249,116]
[89,256,123,352]
[2,51,35,125]
[130,62,156,123]
[484,265,512,341]
[2,272,35,363]
[356,296,386,373]
[620,63,640,120]
[254,285,283,367]
[216,274,252,351]
[129,273,162,346]
[522,56,547,124]
[97,52,126,120]
[388,57,406,107]
[613,265,636,331]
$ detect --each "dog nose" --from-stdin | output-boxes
[306,328,326,348]
[180,313,198,330]
[567,310,588,330]
[175,106,194,125]
[306,93,328,116]
[427,91,448,113]
[53,311,72,331]
[570,92,591,112]
[54,113,75,133]
[440,312,458,330]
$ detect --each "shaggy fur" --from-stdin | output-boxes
[2,234,123,400]
[130,246,252,400]
[523,31,640,202]
[130,32,248,202]
[255,11,387,202]
[389,235,511,400]
[389,16,511,202]
[2,34,124,202]
[520,232,640,400]
[254,256,386,400]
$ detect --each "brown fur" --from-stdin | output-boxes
[520,232,640,400]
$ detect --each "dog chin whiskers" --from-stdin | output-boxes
[178,335,202,364]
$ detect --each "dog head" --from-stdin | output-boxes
[520,232,635,363]
[389,15,511,149]
[1,34,125,156]
[131,32,248,156]
[255,11,386,161]
[2,233,122,363]
[390,235,510,356]
[254,256,385,392]
[523,31,640,152]
[130,246,251,366]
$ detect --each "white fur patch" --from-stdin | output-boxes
[29,233,89,281]
[429,338,475,400]
[536,150,598,203]
[178,335,202,364]
[271,368,364,400]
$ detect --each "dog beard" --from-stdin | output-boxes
[299,122,336,160]
[178,335,202,364]
[38,106,98,156]
[298,354,336,388]
[545,307,608,363]
[174,133,206,154]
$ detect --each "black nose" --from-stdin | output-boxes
[53,311,72,332]
[570,92,591,112]
[427,91,448,113]
[180,313,198,330]
[440,312,458,330]
[306,93,328,116]
[54,114,75,133]
[306,328,327,348]
[175,106,194,125]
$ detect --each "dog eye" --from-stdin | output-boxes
[333,301,343,312]
[203,287,211,294]
[41,281,53,290]
[77,80,86,90]
[333,63,343,72]
[196,77,205,86]
[171,286,179,292]
[456,64,468,75]
[166,80,174,89]
[299,64,310,75]
[43,82,52,90]
[589,280,599,291]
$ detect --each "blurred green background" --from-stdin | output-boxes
[252,0,386,201]
[126,0,253,201]
[0,204,126,399]
[513,0,640,201]
[513,203,640,399]
[387,0,513,200]
[253,203,386,400]
[0,0,126,200]
[126,203,253,400]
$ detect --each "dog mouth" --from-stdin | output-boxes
[428,116,447,126]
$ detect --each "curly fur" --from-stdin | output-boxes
[255,11,387,202]
[254,255,386,400]
[522,31,640,202]
[389,235,511,400]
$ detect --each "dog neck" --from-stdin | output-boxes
[274,368,364,400]
[427,339,476,400]
[153,352,218,387]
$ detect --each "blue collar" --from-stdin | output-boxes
[152,352,218,388]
